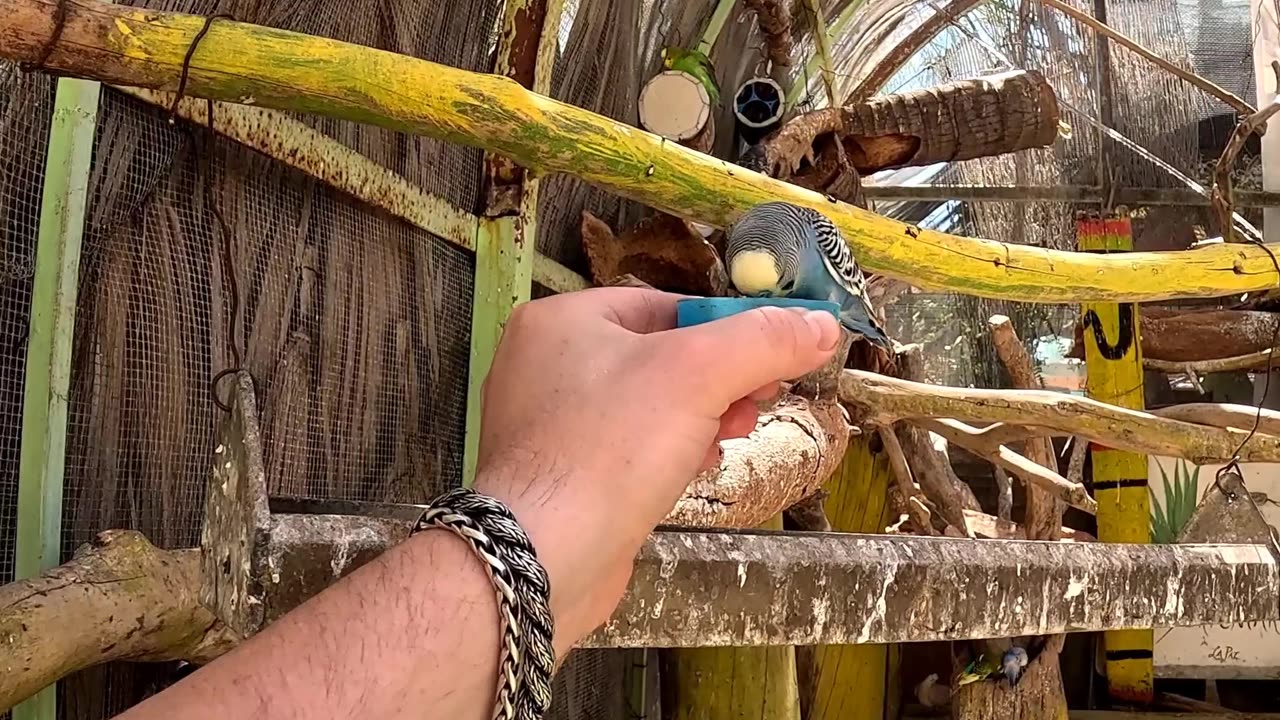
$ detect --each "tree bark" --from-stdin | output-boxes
[840,369,1280,464]
[1068,309,1280,362]
[668,397,852,528]
[757,70,1060,185]
[4,0,1280,304]
[0,531,238,712]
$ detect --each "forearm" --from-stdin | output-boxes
[115,530,502,720]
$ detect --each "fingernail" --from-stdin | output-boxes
[804,311,840,351]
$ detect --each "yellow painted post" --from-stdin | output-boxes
[1078,214,1153,704]
[664,512,801,720]
[805,436,895,720]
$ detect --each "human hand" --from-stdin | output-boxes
[472,287,839,655]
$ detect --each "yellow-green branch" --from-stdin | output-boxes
[5,0,1280,302]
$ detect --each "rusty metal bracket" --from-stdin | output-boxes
[202,373,1280,648]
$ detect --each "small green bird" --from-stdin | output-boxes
[954,648,1030,688]
[954,653,1003,687]
[661,46,720,106]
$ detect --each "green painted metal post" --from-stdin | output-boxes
[463,0,562,487]
[463,215,535,486]
[13,76,102,720]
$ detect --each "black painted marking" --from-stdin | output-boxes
[1093,479,1148,491]
[1083,303,1136,360]
[1105,649,1154,661]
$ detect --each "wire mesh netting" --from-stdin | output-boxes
[0,62,56,720]
[0,62,54,601]
[864,0,1253,385]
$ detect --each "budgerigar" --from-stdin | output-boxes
[954,653,1002,687]
[1001,647,1029,686]
[661,46,720,106]
[723,201,892,349]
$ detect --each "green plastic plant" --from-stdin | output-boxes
[1149,458,1201,544]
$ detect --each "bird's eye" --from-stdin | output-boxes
[780,279,796,292]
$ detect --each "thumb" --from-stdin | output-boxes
[661,306,841,410]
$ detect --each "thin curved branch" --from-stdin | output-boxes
[1151,403,1280,437]
[877,424,940,535]
[845,0,987,103]
[1145,349,1280,374]
[840,369,1280,463]
[921,419,1097,514]
[1213,61,1280,239]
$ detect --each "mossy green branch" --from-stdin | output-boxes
[4,0,1280,302]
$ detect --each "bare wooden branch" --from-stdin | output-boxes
[1213,60,1280,240]
[989,313,1066,539]
[878,424,939,535]
[892,349,980,536]
[1145,348,1280,373]
[1066,436,1088,489]
[669,396,852,528]
[840,369,1280,464]
[1151,403,1280,436]
[0,531,238,712]
[922,419,1097,515]
[1039,0,1255,116]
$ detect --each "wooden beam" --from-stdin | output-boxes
[1078,215,1153,704]
[664,514,801,720]
[7,0,1280,303]
[198,377,1280,651]
[211,501,1280,649]
[13,75,100,720]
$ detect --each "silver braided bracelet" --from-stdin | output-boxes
[414,487,556,720]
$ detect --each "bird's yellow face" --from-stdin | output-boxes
[730,251,782,297]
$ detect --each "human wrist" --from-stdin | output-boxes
[470,463,612,659]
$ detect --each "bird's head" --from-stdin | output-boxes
[724,205,803,298]
[728,249,791,297]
